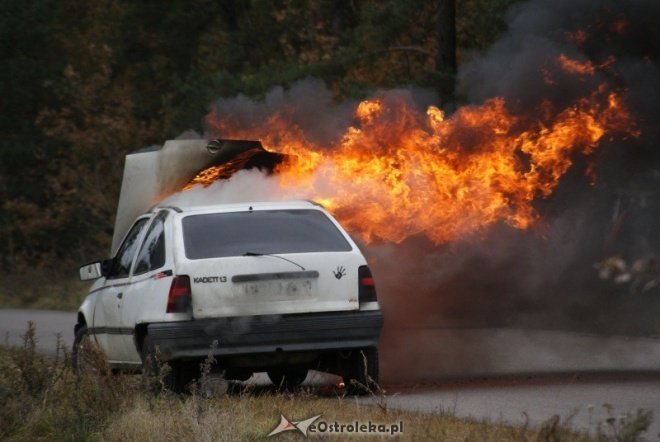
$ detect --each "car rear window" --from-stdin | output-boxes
[182,209,352,259]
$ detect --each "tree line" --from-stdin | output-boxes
[0,0,520,273]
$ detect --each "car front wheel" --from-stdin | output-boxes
[72,324,108,375]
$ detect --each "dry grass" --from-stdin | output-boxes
[0,323,652,441]
[98,392,597,441]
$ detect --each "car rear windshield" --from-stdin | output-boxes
[182,209,352,259]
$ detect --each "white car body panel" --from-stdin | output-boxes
[179,252,362,318]
[170,202,365,318]
[78,200,380,366]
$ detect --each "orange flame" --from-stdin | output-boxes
[557,54,597,76]
[199,83,636,245]
[557,54,616,76]
[184,149,264,190]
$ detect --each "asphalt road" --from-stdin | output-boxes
[376,373,660,439]
[375,327,660,438]
[1,308,76,354]
[1,309,659,438]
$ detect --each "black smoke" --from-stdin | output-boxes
[374,0,660,381]
[202,0,660,380]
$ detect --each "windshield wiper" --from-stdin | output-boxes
[243,252,306,271]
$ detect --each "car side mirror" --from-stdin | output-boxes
[79,258,115,281]
[79,261,103,281]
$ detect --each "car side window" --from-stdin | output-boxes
[133,211,168,276]
[110,218,149,279]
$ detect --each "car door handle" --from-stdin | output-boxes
[117,292,123,299]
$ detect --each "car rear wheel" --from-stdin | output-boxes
[225,369,253,382]
[141,335,183,393]
[267,367,308,390]
[343,347,379,396]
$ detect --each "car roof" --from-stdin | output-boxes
[151,200,324,215]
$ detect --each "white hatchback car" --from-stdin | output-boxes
[75,200,382,393]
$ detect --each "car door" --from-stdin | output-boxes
[92,216,150,363]
[119,210,173,363]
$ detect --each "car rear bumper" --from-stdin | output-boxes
[147,309,383,361]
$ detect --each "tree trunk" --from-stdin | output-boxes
[436,0,456,107]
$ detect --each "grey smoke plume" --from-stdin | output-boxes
[206,78,355,148]
[447,0,660,327]
[374,0,660,380]
[191,0,660,380]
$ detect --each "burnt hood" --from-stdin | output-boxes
[111,139,283,253]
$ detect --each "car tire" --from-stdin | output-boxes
[72,324,108,376]
[141,335,181,393]
[225,369,253,382]
[267,367,308,390]
[344,347,379,396]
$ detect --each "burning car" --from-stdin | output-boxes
[74,139,383,393]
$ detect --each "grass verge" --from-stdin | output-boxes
[0,323,653,441]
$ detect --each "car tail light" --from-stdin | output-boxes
[167,275,191,313]
[358,265,377,303]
